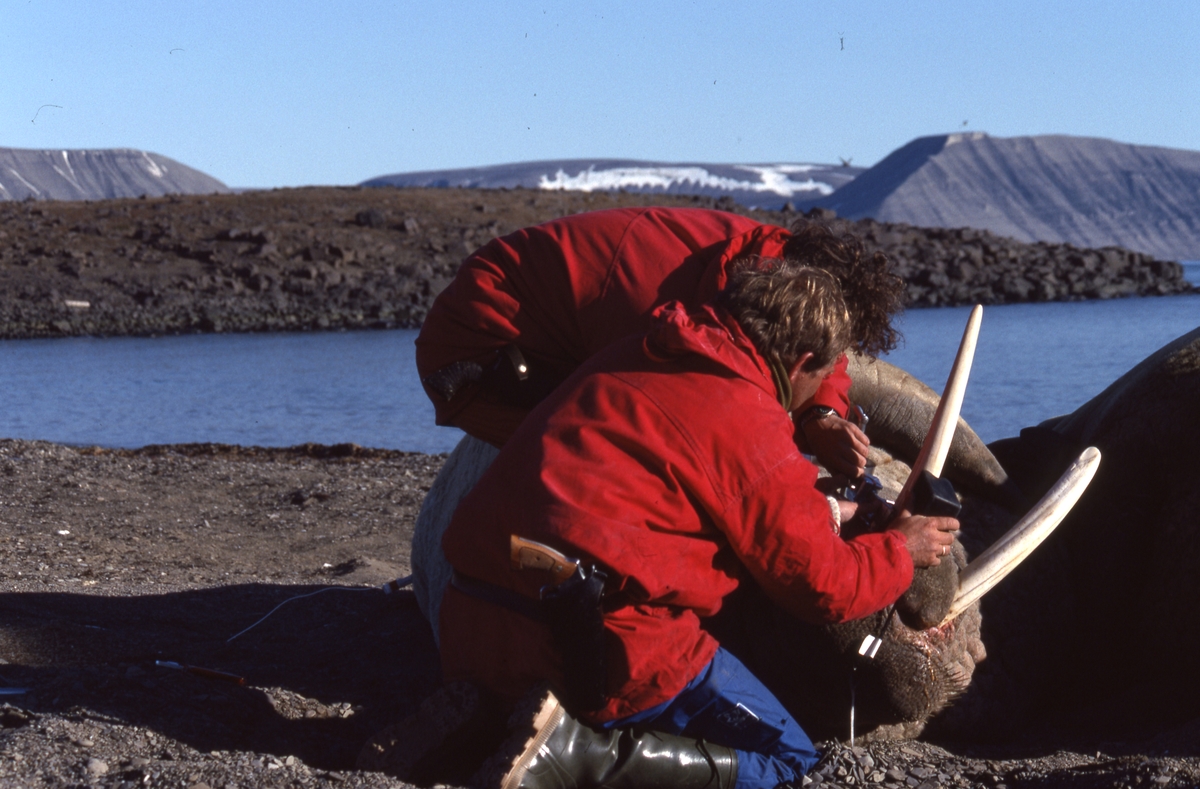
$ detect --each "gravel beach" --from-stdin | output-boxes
[2,439,1200,788]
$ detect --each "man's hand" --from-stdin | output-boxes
[890,513,960,568]
[801,414,870,478]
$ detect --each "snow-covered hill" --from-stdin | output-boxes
[361,158,863,209]
[815,133,1200,260]
[0,148,228,202]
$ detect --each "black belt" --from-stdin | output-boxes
[450,570,546,622]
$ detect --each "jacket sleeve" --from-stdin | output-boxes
[718,455,913,624]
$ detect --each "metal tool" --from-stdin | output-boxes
[155,660,245,685]
[510,535,582,586]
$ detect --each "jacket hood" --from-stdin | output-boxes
[644,302,780,405]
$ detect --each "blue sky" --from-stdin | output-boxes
[4,1,1199,188]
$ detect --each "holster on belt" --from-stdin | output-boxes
[481,345,571,409]
[422,344,570,410]
[511,535,608,712]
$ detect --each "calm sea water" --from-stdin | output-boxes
[1,292,1197,454]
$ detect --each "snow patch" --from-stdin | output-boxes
[7,167,41,195]
[53,151,83,192]
[141,151,166,178]
[946,132,988,147]
[538,164,835,198]
[735,165,834,197]
[60,151,78,180]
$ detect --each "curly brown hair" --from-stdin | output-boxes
[716,260,852,371]
[780,219,905,356]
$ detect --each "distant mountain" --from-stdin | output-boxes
[361,158,863,209]
[815,133,1200,260]
[0,147,228,202]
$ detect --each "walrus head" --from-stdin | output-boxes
[705,531,985,742]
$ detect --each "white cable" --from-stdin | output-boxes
[225,575,414,643]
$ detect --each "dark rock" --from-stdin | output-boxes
[354,209,385,228]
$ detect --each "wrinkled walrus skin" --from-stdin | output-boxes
[846,354,1025,511]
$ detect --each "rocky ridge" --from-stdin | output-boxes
[838,212,1193,306]
[0,187,1192,340]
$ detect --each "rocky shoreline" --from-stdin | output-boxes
[0,187,1194,340]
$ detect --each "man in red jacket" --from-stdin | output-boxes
[416,207,903,477]
[439,259,958,789]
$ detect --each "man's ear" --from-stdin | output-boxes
[788,351,816,378]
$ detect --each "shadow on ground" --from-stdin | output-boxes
[0,584,442,770]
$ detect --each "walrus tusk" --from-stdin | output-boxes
[893,304,983,515]
[941,446,1101,624]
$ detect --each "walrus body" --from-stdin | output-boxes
[942,325,1200,740]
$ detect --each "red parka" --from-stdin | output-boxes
[415,207,851,446]
[440,303,912,723]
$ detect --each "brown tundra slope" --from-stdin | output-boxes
[0,186,1192,339]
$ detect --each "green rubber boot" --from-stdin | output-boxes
[476,688,738,789]
[357,681,509,785]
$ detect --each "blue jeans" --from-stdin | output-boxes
[599,647,820,789]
